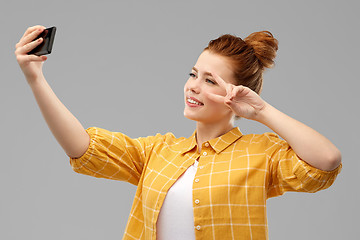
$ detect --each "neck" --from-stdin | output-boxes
[195,120,234,152]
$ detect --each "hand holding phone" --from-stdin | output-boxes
[27,26,56,56]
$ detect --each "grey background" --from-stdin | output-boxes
[1,0,358,239]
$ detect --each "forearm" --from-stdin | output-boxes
[257,102,341,171]
[29,74,90,158]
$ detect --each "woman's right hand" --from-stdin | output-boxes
[15,25,48,83]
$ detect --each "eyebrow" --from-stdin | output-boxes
[192,67,213,77]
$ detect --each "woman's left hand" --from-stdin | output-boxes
[205,73,341,171]
[205,72,267,121]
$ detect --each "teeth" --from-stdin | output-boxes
[187,98,203,105]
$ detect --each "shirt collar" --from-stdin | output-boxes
[173,127,243,154]
[172,131,197,153]
[208,127,243,153]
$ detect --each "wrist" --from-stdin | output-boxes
[254,102,274,124]
[27,73,46,88]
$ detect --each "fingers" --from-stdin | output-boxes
[17,54,47,63]
[229,85,246,100]
[15,25,48,67]
[27,54,47,62]
[204,78,233,102]
[205,88,234,106]
[210,71,241,102]
[210,71,229,90]
[206,92,226,103]
[16,37,44,55]
[16,25,46,49]
[225,83,233,98]
[21,25,46,40]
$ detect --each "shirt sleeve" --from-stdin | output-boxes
[69,127,159,186]
[265,133,342,198]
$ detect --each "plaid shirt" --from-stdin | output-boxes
[70,127,341,240]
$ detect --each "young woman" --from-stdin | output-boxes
[15,25,342,240]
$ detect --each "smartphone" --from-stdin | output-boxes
[28,26,56,56]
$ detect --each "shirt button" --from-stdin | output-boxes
[199,166,204,169]
[204,142,209,147]
[195,225,201,230]
[194,178,199,183]
[195,199,200,204]
[202,152,207,156]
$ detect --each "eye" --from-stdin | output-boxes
[189,73,196,78]
[206,79,216,85]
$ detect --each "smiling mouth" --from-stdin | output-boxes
[186,97,204,106]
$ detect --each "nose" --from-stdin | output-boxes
[185,78,201,94]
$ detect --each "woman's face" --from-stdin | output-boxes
[184,50,236,124]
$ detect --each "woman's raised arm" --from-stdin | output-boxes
[15,25,90,158]
[206,71,342,171]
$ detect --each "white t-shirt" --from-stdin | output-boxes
[156,160,199,240]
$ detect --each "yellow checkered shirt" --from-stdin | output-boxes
[70,127,341,239]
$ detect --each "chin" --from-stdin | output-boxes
[184,112,216,124]
[184,108,234,125]
[183,111,197,121]
[184,110,204,122]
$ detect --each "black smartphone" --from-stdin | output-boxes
[28,26,56,56]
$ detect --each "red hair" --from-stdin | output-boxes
[203,31,279,94]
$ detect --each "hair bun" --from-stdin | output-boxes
[244,31,278,69]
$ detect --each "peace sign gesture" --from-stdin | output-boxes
[205,72,267,121]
